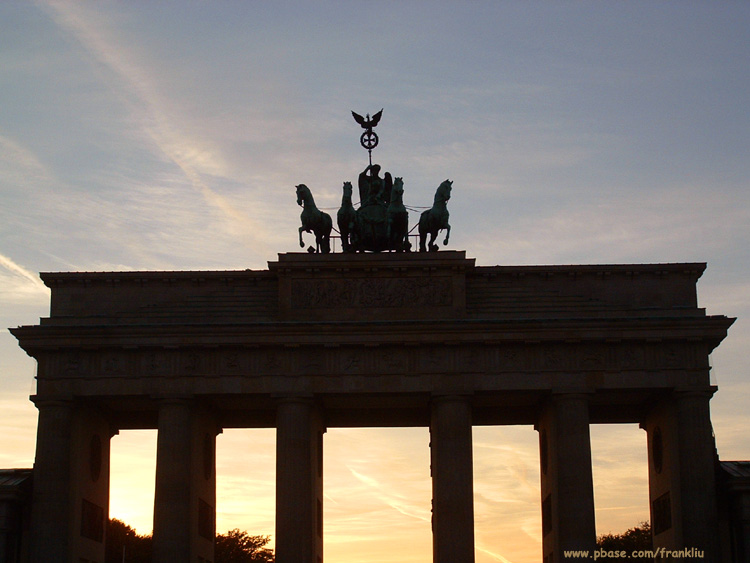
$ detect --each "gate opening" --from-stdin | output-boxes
[473,425,542,563]
[109,430,157,535]
[324,427,432,563]
[591,424,650,537]
[216,428,276,547]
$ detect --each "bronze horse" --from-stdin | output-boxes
[386,177,409,252]
[296,184,332,253]
[337,181,357,252]
[418,180,452,252]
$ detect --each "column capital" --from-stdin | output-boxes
[431,393,472,404]
[152,394,194,404]
[274,394,315,404]
[551,388,594,398]
[30,395,73,408]
[673,386,717,400]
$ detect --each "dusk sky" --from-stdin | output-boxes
[1,2,749,562]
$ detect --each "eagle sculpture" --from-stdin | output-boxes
[352,109,383,130]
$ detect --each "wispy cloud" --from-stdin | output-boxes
[0,253,49,307]
[0,253,46,291]
[0,133,56,187]
[38,0,274,260]
[346,465,430,523]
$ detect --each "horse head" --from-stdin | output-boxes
[342,181,353,199]
[296,184,310,208]
[391,177,404,200]
[435,179,452,203]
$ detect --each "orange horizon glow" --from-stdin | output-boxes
[108,425,649,563]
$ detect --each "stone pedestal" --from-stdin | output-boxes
[430,395,475,563]
[275,398,325,563]
[537,393,596,563]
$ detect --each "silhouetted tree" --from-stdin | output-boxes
[215,529,274,562]
[105,519,152,563]
[597,521,652,562]
[105,518,274,563]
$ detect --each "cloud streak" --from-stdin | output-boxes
[0,253,46,290]
[38,0,274,260]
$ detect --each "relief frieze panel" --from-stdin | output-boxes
[540,344,569,372]
[257,348,289,376]
[219,349,247,374]
[142,350,175,377]
[291,277,453,309]
[496,344,528,372]
[295,347,328,376]
[620,344,646,371]
[455,345,487,375]
[101,351,136,377]
[377,348,411,375]
[38,339,707,382]
[580,345,607,371]
[339,347,373,376]
[417,344,454,374]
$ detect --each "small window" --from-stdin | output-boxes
[81,499,104,542]
[652,491,672,535]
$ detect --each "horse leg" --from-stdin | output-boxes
[299,226,305,248]
[341,229,349,252]
[319,216,332,254]
[429,230,439,252]
[443,224,451,246]
[418,212,428,252]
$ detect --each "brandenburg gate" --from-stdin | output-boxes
[11,251,733,562]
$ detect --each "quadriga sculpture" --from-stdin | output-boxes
[296,184,332,254]
[418,179,452,252]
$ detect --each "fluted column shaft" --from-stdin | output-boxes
[431,395,475,563]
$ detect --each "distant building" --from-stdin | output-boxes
[0,469,32,563]
[719,461,750,563]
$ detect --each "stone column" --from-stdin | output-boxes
[430,395,475,563]
[644,388,720,561]
[153,399,218,563]
[275,398,324,563]
[28,400,112,563]
[28,400,72,563]
[537,393,596,562]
